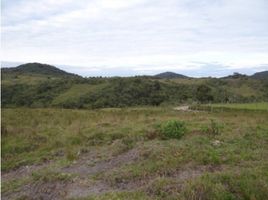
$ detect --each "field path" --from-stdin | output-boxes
[174,105,189,111]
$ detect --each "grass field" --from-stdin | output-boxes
[2,107,268,199]
[210,102,268,110]
[191,102,268,111]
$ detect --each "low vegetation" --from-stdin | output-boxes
[191,102,268,111]
[2,107,268,199]
[158,120,187,139]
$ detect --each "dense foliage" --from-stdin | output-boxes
[1,64,268,108]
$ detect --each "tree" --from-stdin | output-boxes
[196,84,214,103]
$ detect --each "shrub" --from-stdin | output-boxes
[159,120,187,139]
[201,119,223,136]
[210,119,221,135]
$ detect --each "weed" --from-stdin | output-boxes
[32,169,72,182]
[201,119,223,136]
[87,132,106,145]
[146,177,180,198]
[210,119,222,135]
[145,130,159,140]
[1,177,31,193]
[65,148,78,161]
[109,132,125,141]
[180,167,268,200]
[159,120,187,139]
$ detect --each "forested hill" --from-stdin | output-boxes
[154,72,188,79]
[251,71,268,80]
[1,63,79,78]
[1,63,268,109]
[222,71,268,80]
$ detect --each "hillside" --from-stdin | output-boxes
[1,62,79,78]
[2,74,268,109]
[251,70,268,80]
[1,64,268,108]
[154,71,188,79]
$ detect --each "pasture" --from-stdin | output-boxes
[2,106,268,199]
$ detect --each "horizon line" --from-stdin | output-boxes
[1,60,267,78]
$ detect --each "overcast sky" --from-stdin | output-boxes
[2,0,268,77]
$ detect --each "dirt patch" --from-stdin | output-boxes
[2,161,52,182]
[62,148,139,176]
[2,181,67,200]
[1,164,225,200]
[174,106,201,112]
[112,164,224,191]
[2,148,225,200]
[173,164,223,181]
[2,161,223,200]
[2,148,140,200]
[65,178,115,199]
[2,177,114,200]
[174,106,190,111]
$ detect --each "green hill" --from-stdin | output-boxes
[154,71,188,79]
[1,64,268,109]
[1,62,79,78]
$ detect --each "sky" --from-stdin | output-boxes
[2,0,268,77]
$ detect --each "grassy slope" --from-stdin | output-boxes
[52,83,107,106]
[2,107,268,199]
[2,72,268,109]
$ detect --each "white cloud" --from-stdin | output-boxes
[2,0,268,76]
[99,0,145,9]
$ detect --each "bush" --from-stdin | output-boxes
[159,120,187,139]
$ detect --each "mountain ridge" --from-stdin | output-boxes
[1,62,268,79]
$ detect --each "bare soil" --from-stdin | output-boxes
[2,148,224,200]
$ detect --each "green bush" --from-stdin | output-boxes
[159,120,187,139]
